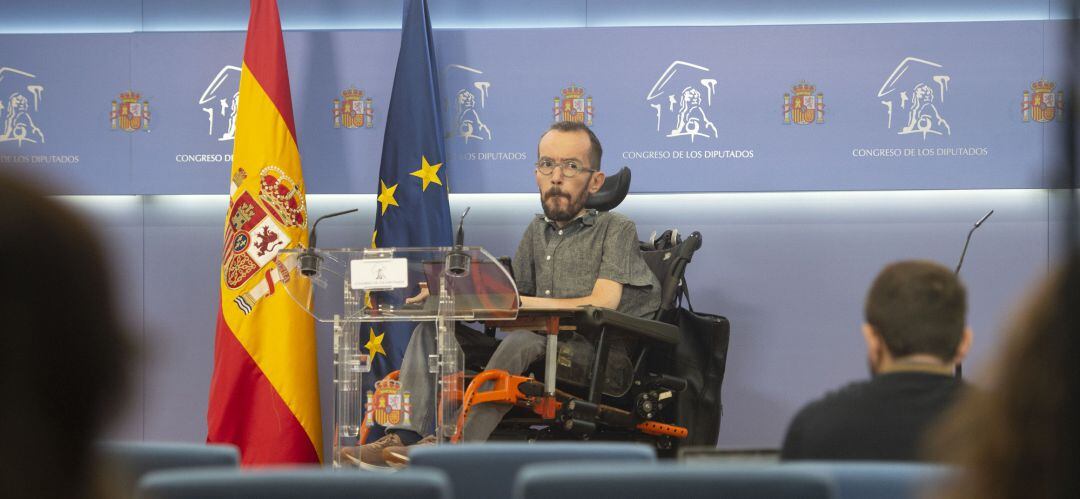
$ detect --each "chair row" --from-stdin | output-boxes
[101,441,952,499]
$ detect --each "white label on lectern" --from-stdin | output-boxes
[350,258,408,290]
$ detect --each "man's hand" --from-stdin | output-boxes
[405,283,429,304]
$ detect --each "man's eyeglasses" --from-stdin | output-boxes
[535,159,595,177]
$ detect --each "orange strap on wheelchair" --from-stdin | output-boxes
[453,370,517,443]
[635,421,689,439]
[452,369,559,442]
[357,370,400,445]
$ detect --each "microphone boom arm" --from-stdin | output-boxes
[955,209,994,275]
[299,208,359,277]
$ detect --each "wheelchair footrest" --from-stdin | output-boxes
[456,369,690,442]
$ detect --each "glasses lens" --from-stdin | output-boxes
[536,160,590,177]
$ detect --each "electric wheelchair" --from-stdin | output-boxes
[362,167,730,456]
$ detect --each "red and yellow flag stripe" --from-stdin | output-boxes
[207,0,322,465]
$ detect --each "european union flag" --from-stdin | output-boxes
[365,0,452,431]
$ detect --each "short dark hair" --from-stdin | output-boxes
[864,260,967,361]
[540,121,603,171]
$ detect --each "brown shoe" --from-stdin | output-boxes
[340,432,403,469]
[382,434,438,468]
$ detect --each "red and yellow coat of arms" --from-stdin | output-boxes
[222,165,306,314]
[783,82,824,125]
[1023,80,1064,123]
[553,84,593,125]
[365,378,412,427]
[110,91,151,132]
[332,87,374,129]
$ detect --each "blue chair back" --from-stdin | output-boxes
[410,442,655,499]
[99,441,239,494]
[136,467,451,499]
[515,462,834,499]
[785,461,954,499]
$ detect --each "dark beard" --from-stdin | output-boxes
[542,187,587,222]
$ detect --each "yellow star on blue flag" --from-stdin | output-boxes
[365,328,386,358]
[377,180,399,215]
[409,155,444,191]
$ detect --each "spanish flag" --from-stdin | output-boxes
[207,0,322,465]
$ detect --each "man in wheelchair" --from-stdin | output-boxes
[343,121,665,469]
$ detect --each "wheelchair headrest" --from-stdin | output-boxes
[584,166,631,212]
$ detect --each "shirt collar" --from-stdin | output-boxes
[879,362,956,377]
[539,209,599,229]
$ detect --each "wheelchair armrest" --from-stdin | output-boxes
[575,306,680,345]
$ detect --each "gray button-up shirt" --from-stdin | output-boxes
[512,209,661,319]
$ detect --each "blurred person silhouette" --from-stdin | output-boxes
[0,171,133,499]
[930,9,1080,490]
[931,253,1080,499]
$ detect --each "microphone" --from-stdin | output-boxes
[445,207,472,277]
[455,206,471,247]
[299,208,359,277]
[955,209,994,275]
[953,209,993,380]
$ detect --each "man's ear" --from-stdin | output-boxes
[952,326,974,364]
[588,170,605,194]
[862,323,882,364]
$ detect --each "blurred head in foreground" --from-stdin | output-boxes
[931,253,1080,498]
[0,171,132,499]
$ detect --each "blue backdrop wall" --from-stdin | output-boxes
[1,0,1067,453]
[0,21,1070,194]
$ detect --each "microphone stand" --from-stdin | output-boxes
[299,208,359,277]
[953,209,994,379]
[955,210,994,274]
[445,207,472,277]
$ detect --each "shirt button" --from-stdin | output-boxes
[545,290,551,295]
[546,255,551,260]
[558,230,563,235]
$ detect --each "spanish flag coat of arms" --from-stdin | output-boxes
[206,0,322,465]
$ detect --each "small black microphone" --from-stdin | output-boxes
[455,207,471,247]
[955,209,994,275]
[973,210,994,229]
[299,208,359,277]
[446,207,472,277]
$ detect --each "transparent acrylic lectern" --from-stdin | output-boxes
[279,246,518,468]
